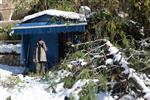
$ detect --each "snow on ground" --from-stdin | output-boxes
[0,64,25,81]
[0,75,52,100]
[0,64,58,100]
[0,64,73,100]
[0,44,21,54]
[0,64,114,100]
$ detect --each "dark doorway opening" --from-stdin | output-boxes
[59,32,73,60]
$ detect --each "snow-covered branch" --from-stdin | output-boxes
[69,39,150,99]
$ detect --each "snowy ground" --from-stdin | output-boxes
[0,64,58,100]
[0,64,116,100]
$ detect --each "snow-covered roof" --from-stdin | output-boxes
[22,9,86,22]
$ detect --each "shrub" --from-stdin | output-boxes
[79,82,98,100]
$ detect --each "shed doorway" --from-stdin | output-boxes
[59,32,73,60]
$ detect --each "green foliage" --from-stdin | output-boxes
[88,0,150,48]
[6,96,11,100]
[0,26,10,40]
[44,71,49,81]
[79,82,97,100]
[0,25,20,40]
[129,51,150,73]
[53,0,77,12]
[98,74,108,91]
[128,0,150,26]
[78,68,90,79]
[13,0,77,17]
[28,72,39,77]
[46,71,58,93]
[64,76,75,88]
[69,95,75,100]
[106,19,117,42]
[70,51,86,59]
[129,59,146,70]
[0,32,8,40]
[122,36,129,47]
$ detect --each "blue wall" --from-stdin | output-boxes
[22,33,58,71]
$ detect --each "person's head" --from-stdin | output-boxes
[38,38,44,46]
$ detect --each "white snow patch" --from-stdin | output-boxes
[68,79,99,100]
[67,64,73,69]
[79,6,91,17]
[78,59,87,66]
[0,68,12,81]
[96,91,114,100]
[94,55,102,58]
[0,64,25,81]
[144,92,150,100]
[0,66,61,100]
[130,20,137,24]
[0,44,21,53]
[128,70,150,99]
[114,54,122,62]
[0,86,10,100]
[118,11,128,18]
[55,83,65,93]
[80,6,91,12]
[106,59,113,65]
[70,59,87,67]
[106,41,113,47]
[108,46,119,55]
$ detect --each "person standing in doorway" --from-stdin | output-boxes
[34,38,47,76]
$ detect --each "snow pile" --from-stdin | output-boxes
[0,64,25,81]
[0,68,12,81]
[23,9,86,22]
[0,44,21,54]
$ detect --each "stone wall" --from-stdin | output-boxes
[0,54,20,66]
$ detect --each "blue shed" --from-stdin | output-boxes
[12,9,87,71]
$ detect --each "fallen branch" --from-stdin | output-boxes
[68,39,150,99]
[105,40,150,100]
